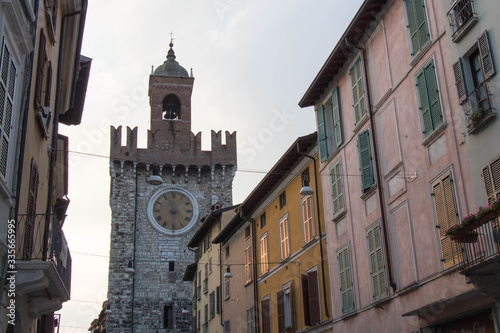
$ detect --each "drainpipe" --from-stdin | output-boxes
[295,147,330,319]
[345,38,397,291]
[239,211,259,332]
[44,0,87,259]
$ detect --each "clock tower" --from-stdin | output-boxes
[106,42,237,332]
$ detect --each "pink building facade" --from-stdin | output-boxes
[300,0,499,331]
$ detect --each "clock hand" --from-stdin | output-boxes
[169,197,177,229]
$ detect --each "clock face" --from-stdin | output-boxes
[147,187,199,236]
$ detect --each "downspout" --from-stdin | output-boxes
[295,148,330,319]
[345,38,397,291]
[239,210,258,332]
[44,1,87,259]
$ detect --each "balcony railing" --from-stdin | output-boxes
[464,81,495,134]
[458,218,500,270]
[448,0,477,42]
[16,214,72,293]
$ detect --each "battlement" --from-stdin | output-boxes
[110,125,237,168]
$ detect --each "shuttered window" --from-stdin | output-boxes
[0,39,17,179]
[260,233,269,275]
[332,87,342,149]
[278,283,294,333]
[210,291,215,319]
[366,222,388,301]
[302,195,314,244]
[416,59,443,137]
[224,320,230,333]
[302,270,320,326]
[24,159,39,260]
[478,30,495,80]
[261,297,271,333]
[317,105,328,162]
[432,172,461,269]
[279,215,290,260]
[245,246,252,283]
[358,130,375,191]
[330,160,345,216]
[35,29,47,110]
[482,157,500,204]
[350,58,367,125]
[405,0,430,56]
[337,244,355,314]
[246,307,254,333]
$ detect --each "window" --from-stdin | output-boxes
[245,246,252,283]
[279,192,287,209]
[358,130,375,192]
[279,215,290,260]
[260,212,266,228]
[416,59,443,138]
[197,310,201,329]
[447,0,476,42]
[203,263,208,293]
[224,320,230,333]
[482,157,500,204]
[209,257,212,274]
[208,232,212,251]
[453,31,495,133]
[216,286,221,314]
[225,276,230,300]
[204,236,208,253]
[0,38,18,179]
[261,297,271,333]
[163,305,173,329]
[245,225,251,239]
[404,0,430,56]
[24,159,39,260]
[169,261,175,272]
[330,159,345,216]
[197,271,202,299]
[204,304,208,324]
[337,244,355,314]
[317,87,342,162]
[260,233,269,275]
[301,270,320,326]
[431,171,461,269]
[210,291,215,319]
[247,307,254,333]
[277,283,293,333]
[225,245,230,258]
[350,58,367,125]
[302,195,314,244]
[366,222,388,301]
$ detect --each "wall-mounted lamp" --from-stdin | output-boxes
[125,260,135,273]
[148,166,163,185]
[300,173,314,195]
[224,266,233,278]
[181,309,190,314]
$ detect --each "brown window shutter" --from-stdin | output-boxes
[262,298,271,333]
[307,271,320,325]
[35,30,46,109]
[478,30,495,80]
[277,290,284,333]
[452,59,466,104]
[301,275,311,326]
[45,61,52,107]
[289,283,295,332]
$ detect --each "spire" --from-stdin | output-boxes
[167,31,176,60]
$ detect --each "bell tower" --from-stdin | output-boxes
[106,41,237,332]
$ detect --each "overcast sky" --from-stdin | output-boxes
[57,1,364,331]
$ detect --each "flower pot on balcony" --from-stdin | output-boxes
[456,234,479,243]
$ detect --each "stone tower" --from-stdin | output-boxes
[106,42,237,332]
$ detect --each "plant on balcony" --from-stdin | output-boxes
[284,327,292,333]
[470,108,483,127]
[455,230,479,243]
[445,223,467,238]
[475,198,500,223]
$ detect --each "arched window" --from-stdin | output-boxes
[162,94,181,120]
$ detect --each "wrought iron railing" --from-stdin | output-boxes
[15,214,72,294]
[464,81,495,134]
[459,218,500,270]
[448,0,477,41]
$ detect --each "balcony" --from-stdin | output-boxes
[448,0,477,43]
[15,214,72,316]
[464,81,496,134]
[456,216,500,297]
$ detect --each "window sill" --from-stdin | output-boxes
[451,17,477,43]
[332,209,347,223]
[421,122,447,147]
[468,112,496,135]
[410,41,432,68]
[352,114,369,134]
[244,280,252,287]
[360,185,377,201]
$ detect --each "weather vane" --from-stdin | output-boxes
[169,31,175,44]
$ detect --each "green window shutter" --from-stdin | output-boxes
[424,61,443,130]
[331,161,344,215]
[432,172,461,269]
[317,105,328,162]
[453,59,467,104]
[406,0,419,55]
[416,70,432,135]
[406,0,429,55]
[331,87,342,148]
[350,58,366,125]
[478,30,495,80]
[358,130,375,191]
[338,245,354,314]
[366,223,388,301]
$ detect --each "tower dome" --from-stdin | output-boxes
[153,41,189,77]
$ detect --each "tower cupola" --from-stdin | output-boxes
[153,41,189,77]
